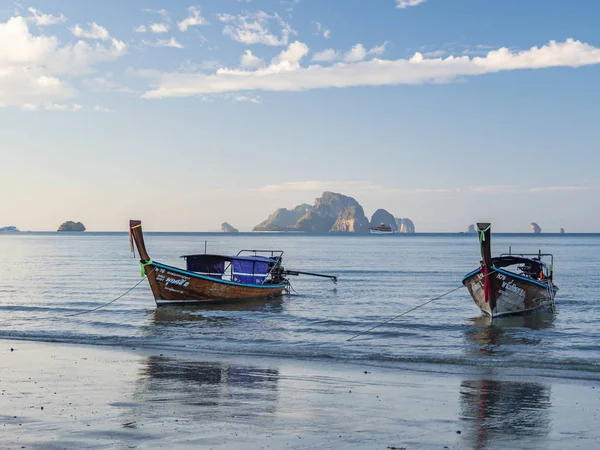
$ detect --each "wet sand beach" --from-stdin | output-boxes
[1,339,599,450]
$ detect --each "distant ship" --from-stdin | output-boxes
[369,223,394,234]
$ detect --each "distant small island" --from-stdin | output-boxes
[57,221,86,232]
[221,222,239,233]
[0,226,20,232]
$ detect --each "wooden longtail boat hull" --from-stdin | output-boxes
[146,262,287,305]
[463,268,557,317]
[129,220,287,306]
[463,223,557,318]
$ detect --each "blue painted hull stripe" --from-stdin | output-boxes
[495,268,558,290]
[152,262,287,289]
[462,269,480,283]
[462,267,558,291]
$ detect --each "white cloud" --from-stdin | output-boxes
[470,185,518,194]
[423,49,446,58]
[82,77,134,93]
[50,40,126,75]
[71,22,110,41]
[150,23,170,33]
[252,181,599,197]
[44,103,82,111]
[313,21,330,39]
[133,25,147,33]
[458,185,598,194]
[217,11,295,46]
[143,9,170,20]
[234,94,261,103]
[92,105,113,112]
[343,42,388,63]
[178,6,208,32]
[34,103,113,112]
[0,15,126,109]
[528,186,596,193]
[311,48,338,63]
[44,103,70,111]
[240,49,264,69]
[255,181,381,193]
[396,0,426,8]
[215,41,307,76]
[159,37,184,48]
[268,41,308,71]
[178,59,222,72]
[141,38,600,99]
[344,43,366,63]
[39,103,114,112]
[27,7,65,26]
[369,41,388,56]
[143,37,184,49]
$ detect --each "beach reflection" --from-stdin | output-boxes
[132,356,280,421]
[141,298,285,334]
[150,297,284,323]
[465,313,555,356]
[459,379,552,450]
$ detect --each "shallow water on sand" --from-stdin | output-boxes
[1,232,600,379]
[4,340,599,450]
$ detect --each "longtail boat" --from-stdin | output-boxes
[129,220,337,306]
[462,223,558,318]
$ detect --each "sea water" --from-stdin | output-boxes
[1,232,599,380]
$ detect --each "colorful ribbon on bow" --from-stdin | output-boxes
[479,224,491,243]
[140,259,153,277]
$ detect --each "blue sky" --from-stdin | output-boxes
[1,0,599,232]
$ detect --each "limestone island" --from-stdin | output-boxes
[221,222,239,233]
[253,191,415,233]
[0,226,20,232]
[57,221,86,232]
[530,222,541,234]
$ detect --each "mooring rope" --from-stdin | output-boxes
[346,268,499,342]
[66,268,155,317]
[286,282,300,295]
[346,284,465,342]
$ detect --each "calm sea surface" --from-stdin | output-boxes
[1,232,599,380]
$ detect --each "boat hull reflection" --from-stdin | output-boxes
[133,356,280,421]
[460,379,551,450]
[465,313,555,356]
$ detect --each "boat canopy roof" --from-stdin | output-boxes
[180,254,278,285]
[180,254,278,264]
[492,255,547,268]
